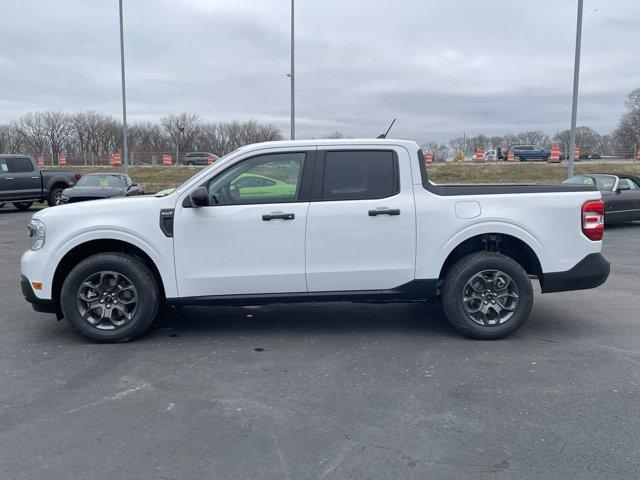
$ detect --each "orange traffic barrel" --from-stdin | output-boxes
[162,155,173,166]
[424,152,433,165]
[58,155,67,166]
[36,156,44,167]
[507,150,515,162]
[548,145,560,163]
[207,154,215,165]
[475,148,484,163]
[110,153,122,167]
[573,147,580,162]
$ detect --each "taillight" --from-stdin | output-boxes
[75,174,82,181]
[582,200,604,241]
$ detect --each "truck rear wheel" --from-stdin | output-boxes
[60,253,159,342]
[441,252,533,339]
[48,187,64,206]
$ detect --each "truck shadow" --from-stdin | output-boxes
[0,206,45,215]
[149,302,456,339]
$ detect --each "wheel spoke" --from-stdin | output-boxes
[76,270,138,331]
[461,269,519,327]
[468,274,487,293]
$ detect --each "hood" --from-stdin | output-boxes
[33,194,174,222]
[63,186,127,198]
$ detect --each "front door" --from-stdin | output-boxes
[305,147,416,292]
[173,149,315,298]
[7,157,41,200]
[0,157,41,201]
[616,177,640,221]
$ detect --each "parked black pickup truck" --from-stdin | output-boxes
[0,155,81,210]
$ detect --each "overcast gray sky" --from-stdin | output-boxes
[0,0,638,143]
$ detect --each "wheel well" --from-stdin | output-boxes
[52,239,165,316]
[439,233,542,281]
[50,181,68,191]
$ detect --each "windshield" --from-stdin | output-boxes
[564,175,616,191]
[76,175,127,188]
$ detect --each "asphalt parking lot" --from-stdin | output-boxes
[1,206,639,479]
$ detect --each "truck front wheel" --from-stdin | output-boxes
[60,253,159,342]
[441,252,533,339]
[13,201,33,210]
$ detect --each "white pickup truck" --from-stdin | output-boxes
[21,139,610,342]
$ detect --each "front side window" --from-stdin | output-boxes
[207,152,305,205]
[321,150,397,201]
[621,178,639,190]
[8,157,34,173]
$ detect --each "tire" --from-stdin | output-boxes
[48,187,64,207]
[187,161,194,166]
[441,252,533,340]
[516,156,523,162]
[60,253,160,342]
[13,201,33,210]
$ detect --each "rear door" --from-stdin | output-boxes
[305,146,416,292]
[619,178,640,220]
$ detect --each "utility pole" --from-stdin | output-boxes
[567,0,583,178]
[176,123,184,166]
[118,0,129,174]
[290,0,295,140]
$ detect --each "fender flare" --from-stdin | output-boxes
[439,220,548,273]
[50,227,177,298]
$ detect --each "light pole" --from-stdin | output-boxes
[176,123,184,166]
[567,0,583,178]
[118,0,129,174]
[290,0,295,140]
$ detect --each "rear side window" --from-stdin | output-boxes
[0,159,8,173]
[321,150,398,200]
[8,157,34,173]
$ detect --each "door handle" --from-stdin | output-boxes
[368,208,400,216]
[5,177,14,180]
[262,212,295,221]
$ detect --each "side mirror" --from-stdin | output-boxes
[184,186,209,207]
[617,183,630,192]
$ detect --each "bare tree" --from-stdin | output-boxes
[161,113,203,158]
[516,130,550,147]
[423,141,449,162]
[322,131,352,139]
[0,123,26,154]
[554,126,600,155]
[613,88,640,157]
[15,112,48,158]
[597,134,613,157]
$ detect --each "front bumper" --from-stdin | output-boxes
[541,253,610,294]
[21,275,56,314]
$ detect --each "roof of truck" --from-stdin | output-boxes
[236,138,420,151]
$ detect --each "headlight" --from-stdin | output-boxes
[28,219,46,251]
